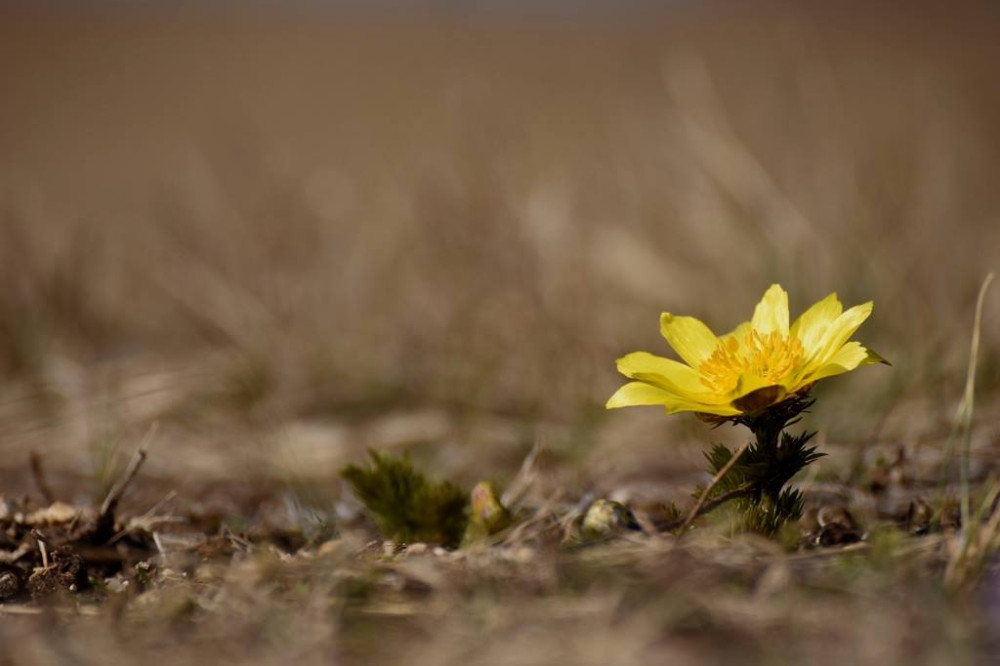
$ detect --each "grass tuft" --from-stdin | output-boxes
[341,451,468,548]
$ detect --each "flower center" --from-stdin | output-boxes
[699,330,804,393]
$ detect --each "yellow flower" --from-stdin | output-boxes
[607,284,887,417]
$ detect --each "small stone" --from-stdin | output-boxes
[0,569,22,600]
[105,575,130,594]
[405,543,428,555]
[580,499,641,541]
[317,540,343,557]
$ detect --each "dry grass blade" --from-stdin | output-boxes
[679,441,750,534]
[959,273,995,524]
[28,451,56,504]
[99,422,158,519]
[945,273,995,588]
[501,443,541,509]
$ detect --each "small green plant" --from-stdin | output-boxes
[341,451,468,548]
[702,396,824,535]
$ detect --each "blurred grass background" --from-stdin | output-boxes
[0,1,997,506]
[1,4,1000,666]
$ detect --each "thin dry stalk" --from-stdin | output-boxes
[959,273,994,524]
[680,441,751,534]
[100,422,158,519]
[943,272,996,587]
[501,443,541,509]
[30,529,49,569]
[945,479,1000,588]
[28,451,55,504]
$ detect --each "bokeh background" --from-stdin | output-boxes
[1,0,998,517]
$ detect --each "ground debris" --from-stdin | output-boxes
[26,546,85,601]
[0,563,25,600]
[0,441,166,604]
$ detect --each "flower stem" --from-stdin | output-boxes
[686,395,822,536]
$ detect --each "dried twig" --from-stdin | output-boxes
[679,441,751,534]
[0,543,32,564]
[0,605,43,616]
[29,451,56,505]
[501,443,542,509]
[100,423,158,520]
[109,489,181,545]
[30,529,49,569]
[142,489,179,518]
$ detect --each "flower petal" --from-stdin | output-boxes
[751,284,790,336]
[719,320,752,348]
[659,314,718,367]
[616,352,729,403]
[805,341,886,383]
[605,382,675,409]
[805,341,889,384]
[730,373,787,409]
[606,381,737,415]
[732,385,786,413]
[668,400,741,417]
[790,292,843,358]
[811,301,874,367]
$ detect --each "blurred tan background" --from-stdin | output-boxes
[0,2,998,511]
